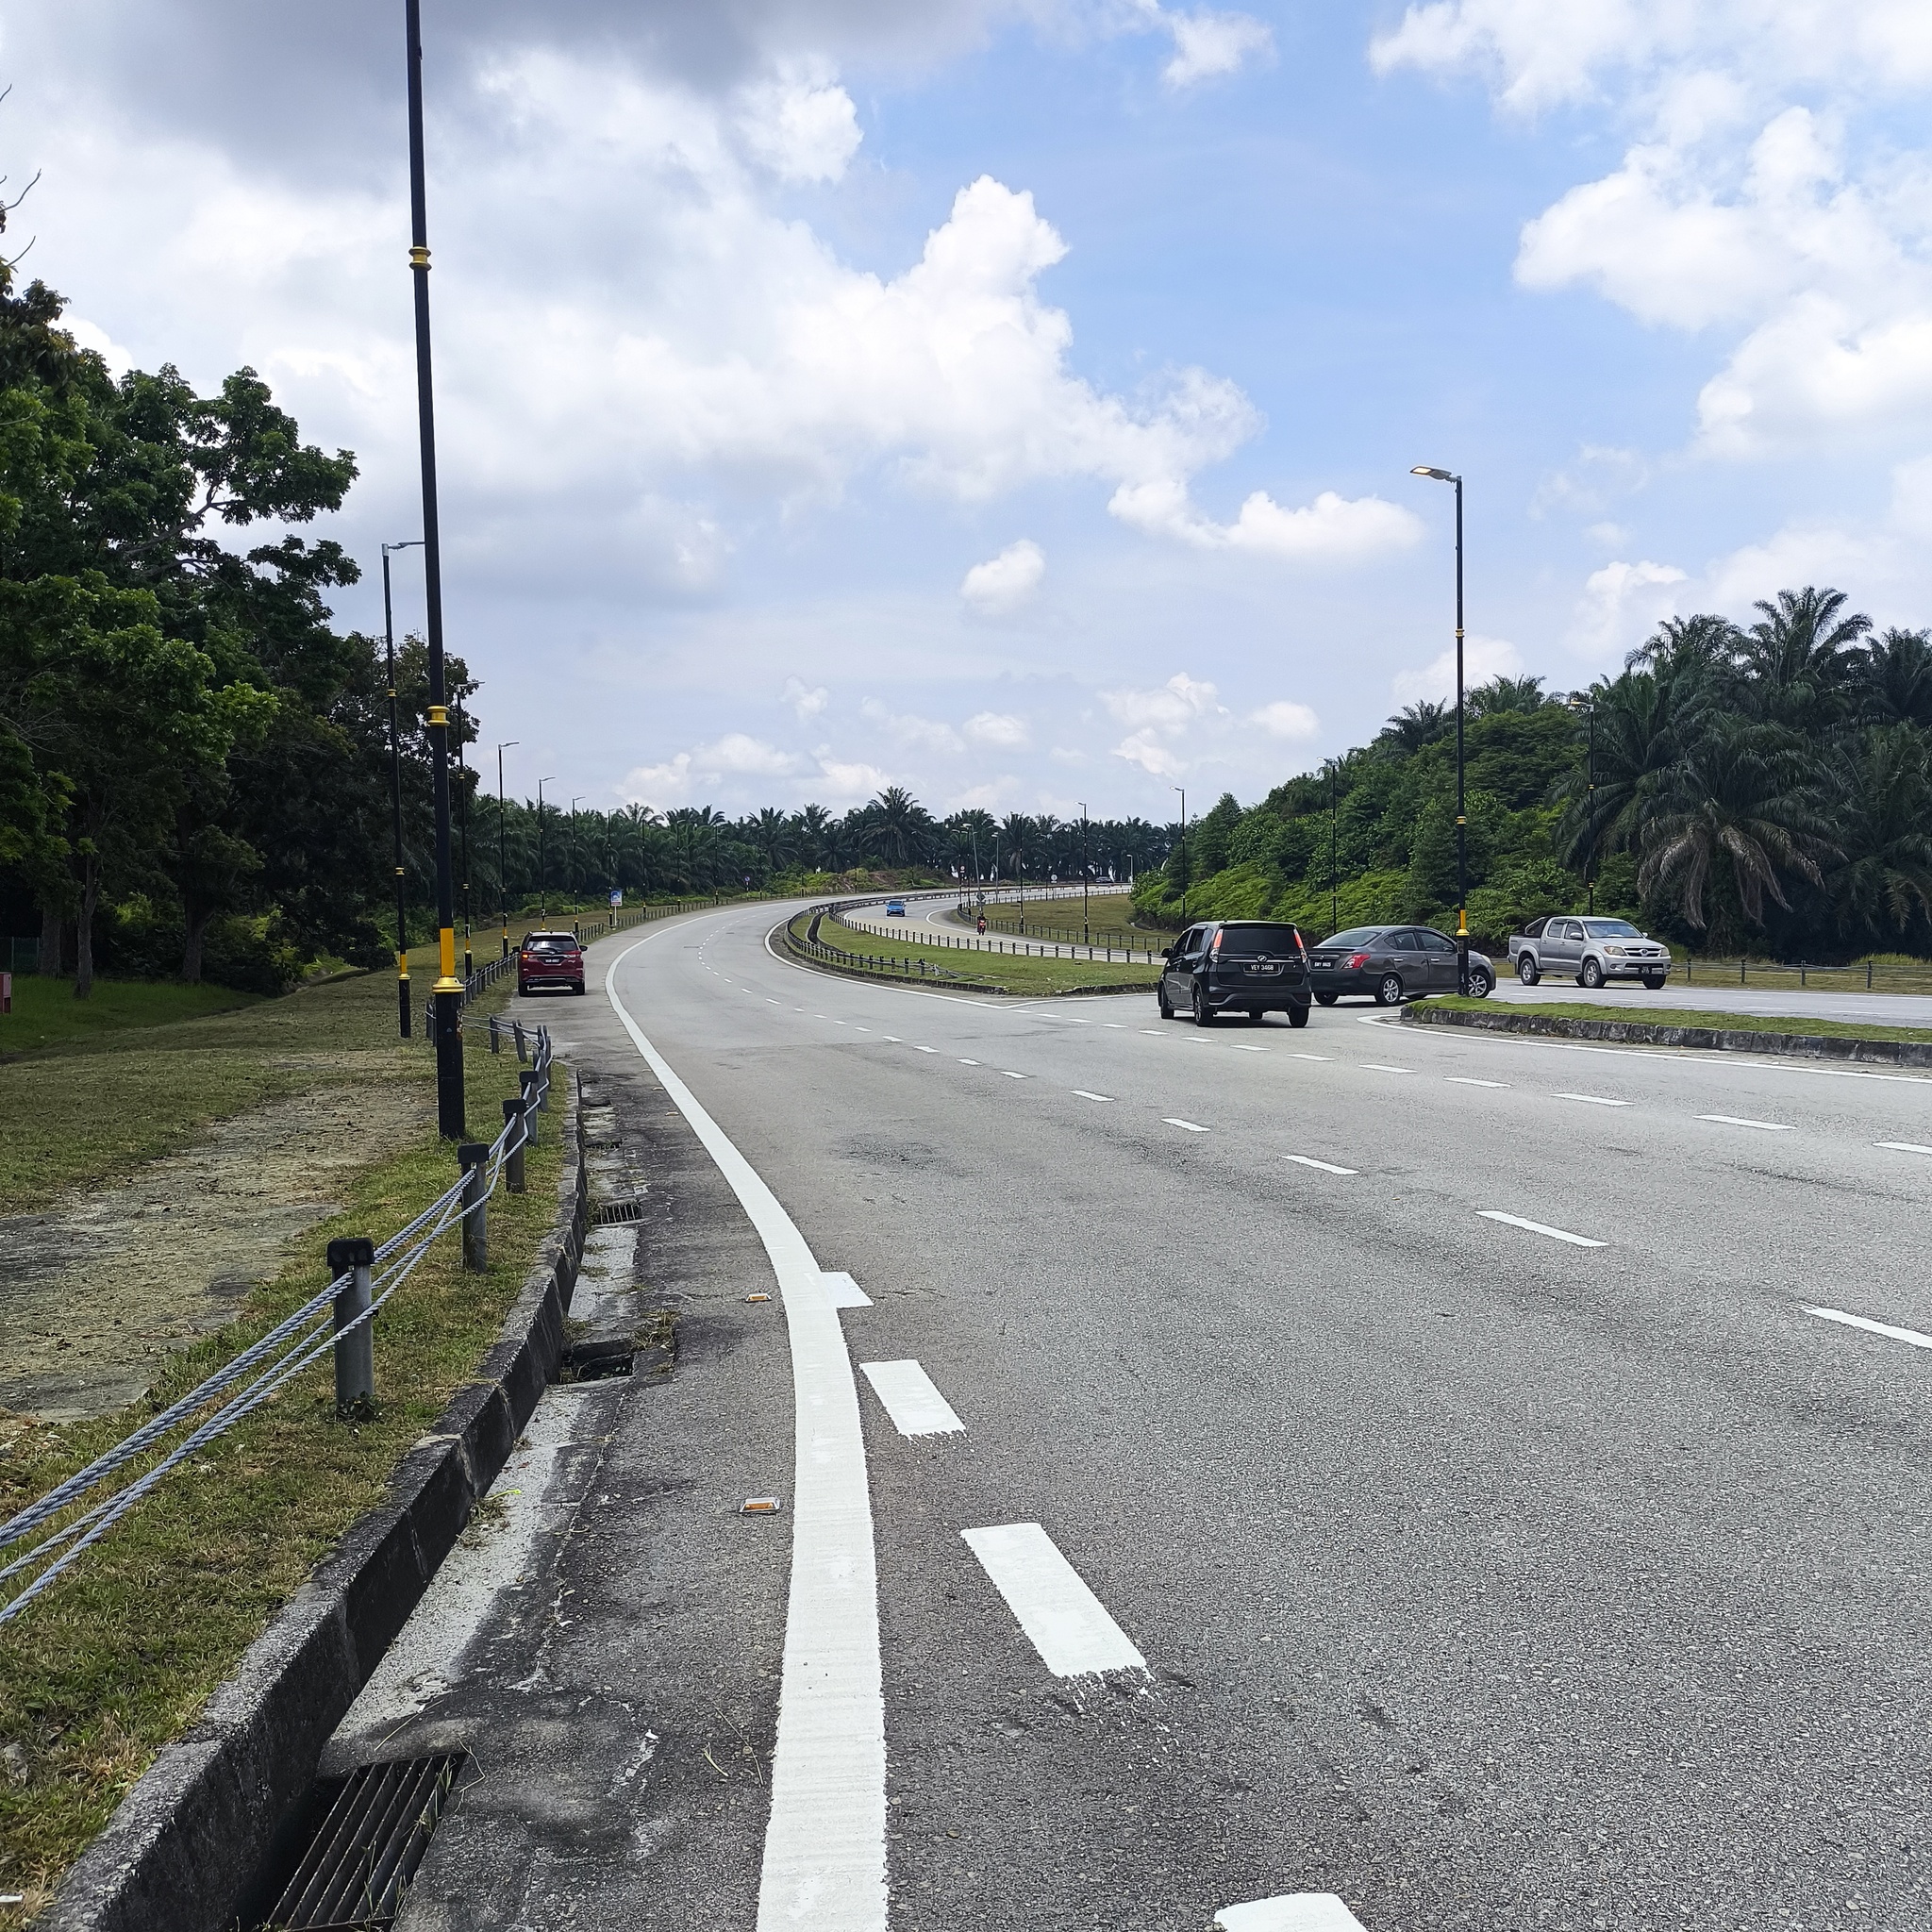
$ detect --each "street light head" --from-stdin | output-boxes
[1410,465,1456,482]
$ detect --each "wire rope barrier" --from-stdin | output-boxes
[0,1029,554,1628]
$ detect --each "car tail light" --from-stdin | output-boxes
[1211,930,1223,952]
[1346,951,1369,969]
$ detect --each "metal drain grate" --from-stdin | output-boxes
[592,1198,644,1225]
[262,1753,468,1929]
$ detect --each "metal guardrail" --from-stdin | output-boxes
[0,1030,556,1627]
[787,902,994,986]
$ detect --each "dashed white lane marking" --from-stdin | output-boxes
[824,1272,873,1308]
[1001,1070,1028,1079]
[1217,1896,1367,1932]
[1285,1155,1357,1175]
[960,1524,1146,1677]
[1072,1090,1113,1102]
[1806,1305,1932,1350]
[1478,1209,1607,1248]
[1877,1141,1932,1156]
[1164,1117,1209,1132]
[1556,1091,1629,1107]
[1105,1023,1127,1028]
[1698,1113,1793,1131]
[1362,1064,1410,1074]
[853,1025,872,1032]
[607,935,885,1930]
[1141,1028,1165,1036]
[958,1058,979,1066]
[1448,1076,1508,1088]
[859,1360,965,1436]
[1232,1042,1266,1052]
[882,1035,902,1042]
[913,1045,938,1054]
[1288,1053,1333,1062]
[767,997,782,1005]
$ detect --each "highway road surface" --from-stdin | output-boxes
[341,899,1932,1932]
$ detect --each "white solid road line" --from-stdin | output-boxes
[1556,1091,1630,1107]
[607,933,886,1932]
[1164,1117,1210,1132]
[1448,1076,1508,1088]
[824,1271,873,1309]
[1285,1155,1357,1175]
[859,1360,965,1436]
[1806,1305,1932,1350]
[1698,1113,1793,1131]
[1877,1141,1932,1156]
[959,1523,1146,1677]
[1478,1209,1608,1248]
[1217,1895,1367,1932]
[1073,1090,1114,1102]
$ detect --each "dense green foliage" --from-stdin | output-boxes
[1137,598,1932,961]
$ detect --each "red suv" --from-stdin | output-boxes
[518,931,586,996]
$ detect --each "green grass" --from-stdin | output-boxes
[1424,994,1932,1047]
[0,974,261,1058]
[0,1028,562,1924]
[0,970,436,1218]
[800,911,1158,997]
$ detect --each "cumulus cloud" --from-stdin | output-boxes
[1104,672,1226,775]
[964,710,1030,747]
[1391,634,1525,706]
[959,539,1045,614]
[736,66,863,182]
[620,731,802,806]
[1248,699,1320,740]
[1161,10,1274,88]
[783,676,830,721]
[860,697,965,754]
[1108,479,1424,560]
[1565,559,1690,662]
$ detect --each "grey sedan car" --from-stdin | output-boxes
[1307,924,1495,1005]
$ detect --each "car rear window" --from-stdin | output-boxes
[1216,924,1303,957]
[1317,927,1379,949]
[525,937,576,954]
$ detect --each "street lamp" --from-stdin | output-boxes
[571,797,583,931]
[1326,758,1340,936]
[1079,802,1090,945]
[380,539,422,1039]
[455,697,473,982]
[1172,784,1187,925]
[1410,464,1469,995]
[496,741,518,958]
[406,0,464,1136]
[537,777,557,917]
[1567,692,1598,915]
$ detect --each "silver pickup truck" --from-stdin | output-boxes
[1508,914,1673,990]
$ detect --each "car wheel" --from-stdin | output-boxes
[1641,973,1666,990]
[1191,983,1215,1026]
[1158,984,1174,1018]
[573,983,587,995]
[1314,991,1339,1008]
[1467,966,1493,998]
[1375,973,1406,1007]
[1288,1003,1310,1029]
[1580,958,1605,990]
[1517,955,1540,986]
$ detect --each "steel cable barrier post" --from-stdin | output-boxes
[503,1097,527,1192]
[518,1069,541,1141]
[458,1143,489,1271]
[327,1237,376,1414]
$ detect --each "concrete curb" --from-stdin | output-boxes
[1400,1001,1932,1069]
[42,1074,591,1932]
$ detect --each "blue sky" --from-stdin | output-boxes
[11,1,1932,820]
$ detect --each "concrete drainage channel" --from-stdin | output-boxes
[40,1070,657,1932]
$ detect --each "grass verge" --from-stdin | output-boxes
[800,911,1158,997]
[0,1030,562,1924]
[1422,994,1932,1047]
[0,976,262,1058]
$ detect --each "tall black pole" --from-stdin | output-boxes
[1173,785,1186,924]
[405,0,463,1137]
[1454,475,1468,996]
[1080,804,1090,944]
[381,543,415,1039]
[1328,760,1338,935]
[1586,699,1597,915]
[456,699,472,980]
[496,741,517,958]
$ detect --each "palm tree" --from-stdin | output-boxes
[1824,725,1932,942]
[1468,675,1549,717]
[791,803,835,869]
[749,806,794,872]
[859,786,935,866]
[1636,714,1837,943]
[1856,627,1932,729]
[1737,586,1870,730]
[663,805,724,891]
[1378,699,1451,755]
[998,811,1032,878]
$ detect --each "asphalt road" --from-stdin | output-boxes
[360,901,1932,1932]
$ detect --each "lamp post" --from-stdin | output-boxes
[1568,693,1597,914]
[455,697,473,982]
[537,777,556,917]
[379,539,422,1039]
[1411,465,1468,995]
[496,741,518,958]
[1327,758,1339,936]
[570,797,583,930]
[405,0,464,1137]
[1079,802,1090,944]
[1172,785,1187,924]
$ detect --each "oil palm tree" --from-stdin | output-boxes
[1824,724,1932,942]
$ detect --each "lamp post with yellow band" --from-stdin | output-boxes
[406,0,465,1136]
[380,539,421,1039]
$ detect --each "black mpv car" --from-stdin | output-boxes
[1158,920,1312,1027]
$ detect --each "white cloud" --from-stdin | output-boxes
[860,697,965,754]
[959,538,1046,614]
[783,675,830,721]
[1108,478,1424,560]
[1103,670,1224,732]
[1248,699,1320,740]
[964,710,1031,747]
[1391,633,1525,705]
[1112,728,1188,777]
[1161,10,1274,88]
[1565,559,1689,661]
[814,758,895,803]
[736,67,863,183]
[619,731,801,807]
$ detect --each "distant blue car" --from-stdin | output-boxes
[885,899,907,916]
